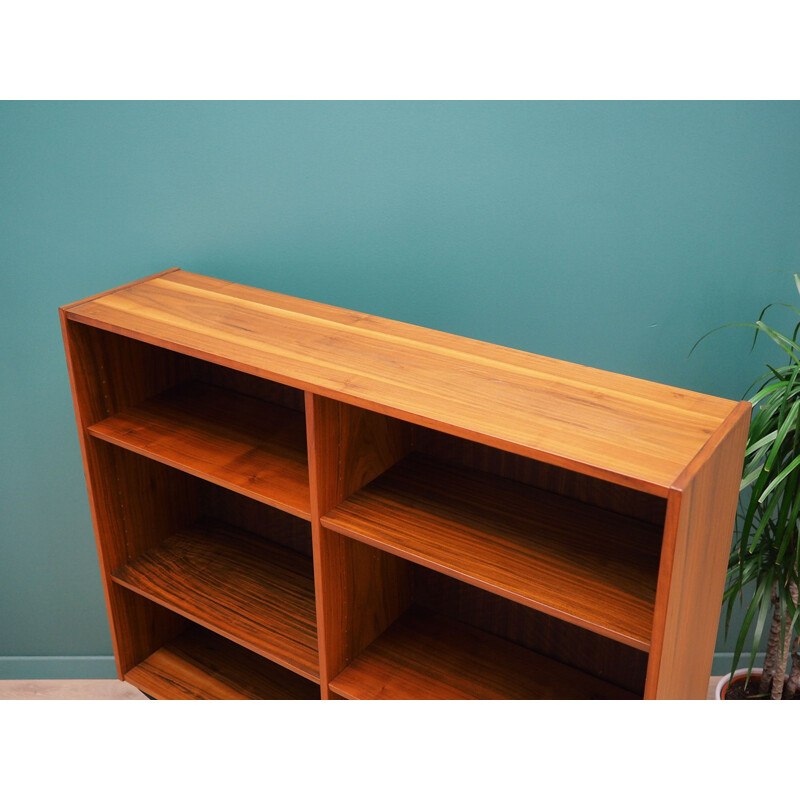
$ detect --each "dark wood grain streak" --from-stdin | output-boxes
[89,381,310,519]
[329,608,639,700]
[112,520,319,681]
[125,626,320,700]
[323,454,661,650]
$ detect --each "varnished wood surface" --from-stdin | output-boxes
[111,520,319,681]
[306,395,414,697]
[89,381,310,519]
[329,608,639,700]
[64,269,739,495]
[413,567,649,695]
[413,426,667,526]
[125,626,320,700]
[60,316,196,676]
[646,404,751,698]
[61,271,750,699]
[323,454,661,650]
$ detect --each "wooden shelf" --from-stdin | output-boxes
[112,520,319,682]
[89,382,310,519]
[330,608,638,700]
[62,270,751,699]
[323,454,661,651]
[125,625,320,700]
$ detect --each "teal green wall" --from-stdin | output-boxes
[2,101,799,678]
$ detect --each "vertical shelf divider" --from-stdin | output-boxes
[306,393,413,698]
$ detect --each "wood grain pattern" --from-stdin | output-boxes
[201,484,313,558]
[125,626,320,700]
[112,520,319,681]
[89,381,310,519]
[413,567,649,695]
[59,316,196,675]
[61,271,750,700]
[64,269,739,495]
[414,425,667,526]
[646,403,751,698]
[323,454,661,650]
[329,607,639,700]
[306,394,413,697]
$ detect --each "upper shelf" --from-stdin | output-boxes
[88,381,310,519]
[63,268,746,495]
[323,454,661,651]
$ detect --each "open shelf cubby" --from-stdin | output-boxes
[89,380,310,519]
[62,269,750,698]
[120,596,319,700]
[328,577,644,700]
[322,451,662,651]
[112,516,319,681]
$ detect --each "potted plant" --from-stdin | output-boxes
[699,276,800,699]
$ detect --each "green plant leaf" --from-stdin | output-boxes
[745,430,778,458]
[730,573,772,676]
[758,453,800,504]
[755,321,800,364]
[701,274,800,687]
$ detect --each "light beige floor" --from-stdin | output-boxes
[0,678,722,699]
[0,680,147,700]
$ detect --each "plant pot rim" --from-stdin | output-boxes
[715,667,764,700]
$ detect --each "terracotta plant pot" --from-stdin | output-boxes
[715,668,764,699]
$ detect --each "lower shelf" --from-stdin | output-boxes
[125,626,320,700]
[111,519,319,681]
[329,608,639,700]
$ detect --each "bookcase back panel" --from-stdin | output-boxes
[201,484,313,558]
[67,319,305,418]
[328,551,643,699]
[414,426,667,527]
[109,586,190,675]
[101,448,312,561]
[413,567,648,696]
[115,594,321,700]
[104,444,201,564]
[65,320,196,423]
[194,360,306,411]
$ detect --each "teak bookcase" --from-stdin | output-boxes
[60,269,750,699]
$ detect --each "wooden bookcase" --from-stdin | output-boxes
[60,268,750,699]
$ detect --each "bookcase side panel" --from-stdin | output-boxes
[60,316,205,674]
[646,404,750,699]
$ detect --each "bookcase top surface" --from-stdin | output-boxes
[63,268,746,495]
